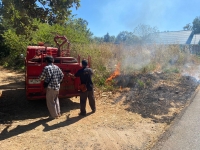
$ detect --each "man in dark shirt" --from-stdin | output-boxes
[74,60,96,116]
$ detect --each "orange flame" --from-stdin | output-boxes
[106,63,120,83]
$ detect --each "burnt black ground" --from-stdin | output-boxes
[115,72,199,124]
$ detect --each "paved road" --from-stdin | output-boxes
[153,88,200,150]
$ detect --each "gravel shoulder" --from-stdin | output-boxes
[0,66,199,150]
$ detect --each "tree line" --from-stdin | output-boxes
[97,17,200,45]
[93,24,158,45]
[0,0,200,68]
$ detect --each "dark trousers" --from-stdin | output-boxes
[80,90,96,113]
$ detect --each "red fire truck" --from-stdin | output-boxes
[25,35,91,100]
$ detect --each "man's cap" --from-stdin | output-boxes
[82,59,88,66]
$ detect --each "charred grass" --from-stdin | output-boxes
[113,72,199,124]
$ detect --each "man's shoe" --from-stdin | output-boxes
[92,109,96,113]
[58,113,61,117]
[48,116,59,120]
[78,112,86,116]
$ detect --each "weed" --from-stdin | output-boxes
[163,67,179,73]
[137,79,145,89]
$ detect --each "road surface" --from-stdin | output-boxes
[153,88,200,150]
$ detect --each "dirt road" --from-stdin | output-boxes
[0,66,198,150]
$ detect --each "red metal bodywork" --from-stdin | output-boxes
[25,35,91,100]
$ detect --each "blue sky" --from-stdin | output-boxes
[71,0,200,37]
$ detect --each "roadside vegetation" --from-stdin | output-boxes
[0,0,200,91]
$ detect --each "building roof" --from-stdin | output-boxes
[191,34,200,45]
[149,30,193,45]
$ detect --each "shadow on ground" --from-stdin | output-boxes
[0,82,79,124]
[0,112,92,141]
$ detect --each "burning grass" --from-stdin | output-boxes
[105,63,120,83]
[71,42,200,124]
[72,42,200,88]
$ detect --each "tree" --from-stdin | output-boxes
[0,0,81,34]
[133,24,159,43]
[183,23,192,30]
[93,36,104,43]
[183,16,200,34]
[110,36,115,43]
[192,17,200,34]
[67,18,93,41]
[103,33,110,42]
[103,33,115,43]
[115,31,139,44]
[37,0,81,25]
